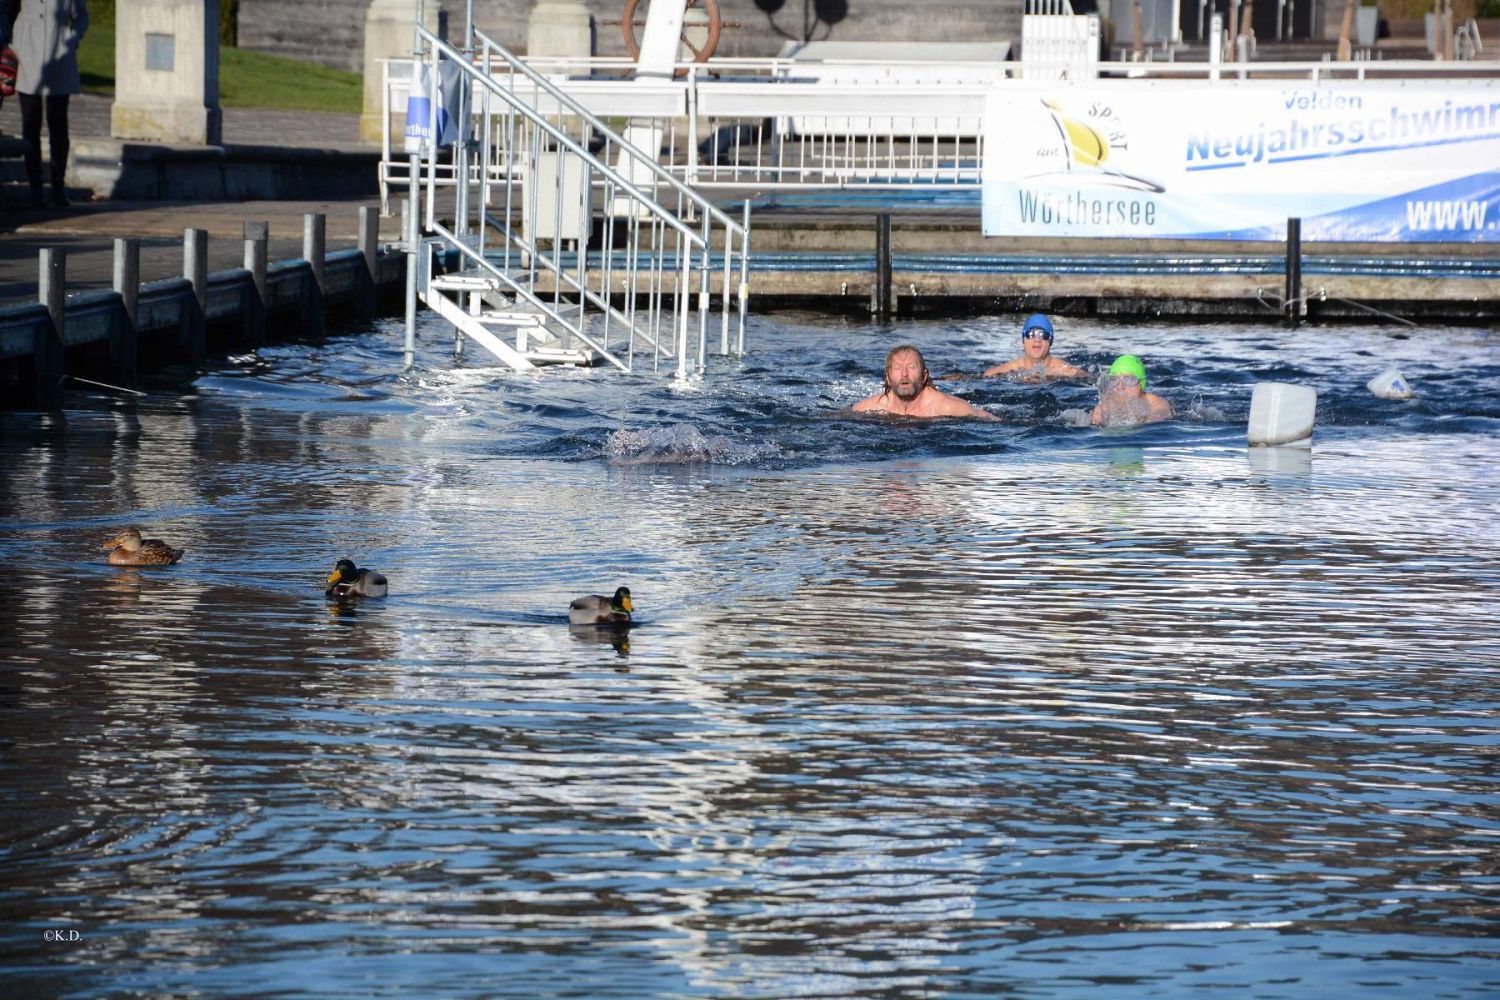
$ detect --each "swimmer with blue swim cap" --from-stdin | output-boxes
[1090,354,1173,427]
[981,313,1090,382]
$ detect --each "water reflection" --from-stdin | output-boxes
[1247,444,1313,479]
[569,623,633,658]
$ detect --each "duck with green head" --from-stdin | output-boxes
[325,559,388,598]
[569,586,632,626]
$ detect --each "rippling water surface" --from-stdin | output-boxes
[2,311,1498,999]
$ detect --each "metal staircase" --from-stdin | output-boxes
[399,25,752,379]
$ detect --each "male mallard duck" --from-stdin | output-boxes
[569,586,632,625]
[325,559,388,598]
[102,528,184,566]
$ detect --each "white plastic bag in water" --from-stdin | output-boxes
[1367,367,1414,400]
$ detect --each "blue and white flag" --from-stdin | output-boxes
[404,59,463,155]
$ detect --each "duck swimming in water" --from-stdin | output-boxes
[102,528,184,566]
[569,586,632,625]
[325,559,388,598]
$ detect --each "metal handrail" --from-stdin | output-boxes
[429,217,634,371]
[421,28,707,249]
[470,28,749,238]
[404,26,750,377]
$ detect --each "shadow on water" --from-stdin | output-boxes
[1,311,1498,998]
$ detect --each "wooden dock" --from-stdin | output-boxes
[3,197,1497,410]
[0,203,407,409]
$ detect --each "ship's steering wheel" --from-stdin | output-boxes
[621,0,723,72]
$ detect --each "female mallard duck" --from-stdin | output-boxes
[569,586,632,626]
[325,559,388,598]
[103,528,184,566]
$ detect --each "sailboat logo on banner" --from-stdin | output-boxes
[1020,99,1165,193]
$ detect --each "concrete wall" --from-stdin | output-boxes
[237,0,1024,71]
[237,0,372,71]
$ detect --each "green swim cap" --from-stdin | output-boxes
[1108,354,1147,390]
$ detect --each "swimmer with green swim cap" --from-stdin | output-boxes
[1108,354,1148,389]
[1091,354,1173,427]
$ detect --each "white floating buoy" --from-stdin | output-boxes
[1248,382,1317,448]
[1367,367,1414,400]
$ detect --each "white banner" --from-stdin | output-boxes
[982,82,1500,243]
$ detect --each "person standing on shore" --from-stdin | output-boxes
[0,0,88,209]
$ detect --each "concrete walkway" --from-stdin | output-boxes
[1,96,395,308]
[0,91,373,153]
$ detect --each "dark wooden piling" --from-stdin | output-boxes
[1285,217,1302,329]
[303,212,327,337]
[111,238,140,388]
[874,213,892,321]
[183,228,208,362]
[243,221,269,347]
[36,249,66,409]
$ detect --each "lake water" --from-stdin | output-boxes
[2,310,1498,998]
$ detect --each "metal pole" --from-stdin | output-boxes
[404,188,418,365]
[1209,13,1223,80]
[405,2,426,367]
[874,213,892,321]
[1285,217,1302,328]
[736,201,750,357]
[676,252,691,379]
[112,238,139,387]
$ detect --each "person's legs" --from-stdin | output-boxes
[19,91,45,207]
[45,95,70,207]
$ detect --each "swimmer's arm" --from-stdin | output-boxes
[1051,359,1091,379]
[1148,394,1174,420]
[1088,403,1103,426]
[944,396,1000,422]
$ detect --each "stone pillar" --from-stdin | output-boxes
[112,0,222,145]
[526,1,595,60]
[361,0,446,145]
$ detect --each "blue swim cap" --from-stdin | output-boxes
[1022,313,1054,340]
